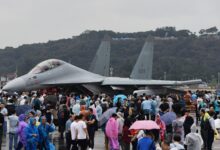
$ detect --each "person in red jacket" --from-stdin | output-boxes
[122,119,132,150]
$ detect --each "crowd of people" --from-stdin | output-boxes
[0,93,56,150]
[0,90,219,150]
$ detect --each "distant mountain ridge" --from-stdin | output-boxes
[0,27,220,83]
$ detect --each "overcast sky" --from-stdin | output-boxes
[0,0,219,48]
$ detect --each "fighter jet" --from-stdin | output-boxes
[3,58,202,94]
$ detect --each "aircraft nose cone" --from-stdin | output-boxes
[3,78,26,91]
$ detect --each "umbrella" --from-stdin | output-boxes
[160,112,177,126]
[129,120,160,130]
[113,94,127,105]
[25,109,36,115]
[215,119,220,129]
[98,107,117,127]
[15,105,32,116]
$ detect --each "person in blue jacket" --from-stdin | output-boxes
[38,116,55,150]
[137,130,156,150]
[25,118,39,150]
[213,97,220,119]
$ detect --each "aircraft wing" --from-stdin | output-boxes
[102,77,202,86]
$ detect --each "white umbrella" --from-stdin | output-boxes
[98,107,117,127]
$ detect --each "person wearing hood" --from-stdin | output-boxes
[95,101,102,120]
[185,124,203,150]
[213,97,220,119]
[25,118,39,150]
[85,95,91,109]
[105,113,119,150]
[16,114,28,150]
[117,112,124,149]
[72,100,80,115]
[170,134,184,150]
[38,116,55,150]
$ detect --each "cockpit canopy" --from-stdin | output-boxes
[29,59,64,74]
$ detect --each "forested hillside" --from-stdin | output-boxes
[0,27,220,83]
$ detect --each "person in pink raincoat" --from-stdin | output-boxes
[155,114,166,141]
[105,113,119,150]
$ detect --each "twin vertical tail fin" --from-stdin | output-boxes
[130,40,154,80]
[89,38,110,76]
[90,37,153,79]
